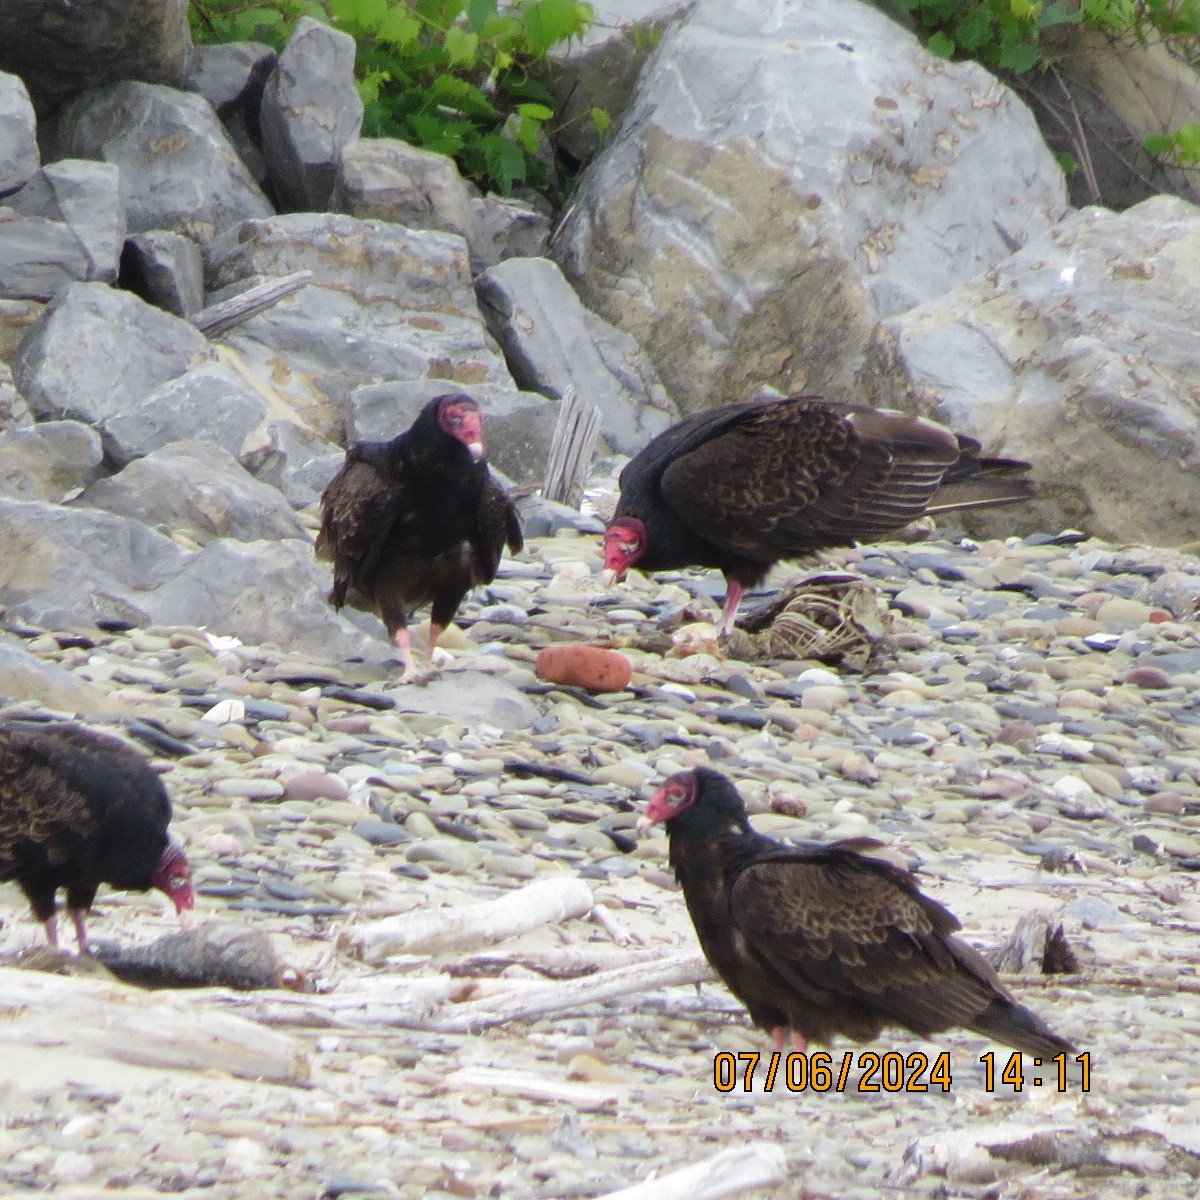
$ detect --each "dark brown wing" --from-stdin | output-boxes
[659,400,965,561]
[728,851,1007,1038]
[470,473,523,584]
[0,725,100,876]
[316,459,409,607]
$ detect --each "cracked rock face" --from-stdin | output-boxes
[867,195,1200,546]
[554,0,1067,414]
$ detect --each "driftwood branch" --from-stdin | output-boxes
[440,1066,624,1111]
[208,973,472,1028]
[593,1143,788,1200]
[427,951,716,1033]
[542,386,602,508]
[0,967,308,1084]
[339,877,595,964]
[192,271,314,338]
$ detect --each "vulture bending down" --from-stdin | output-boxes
[0,720,194,952]
[604,395,1033,631]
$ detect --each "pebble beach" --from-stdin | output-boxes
[2,496,1200,1199]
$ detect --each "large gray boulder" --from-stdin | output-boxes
[540,0,694,169]
[0,363,31,431]
[260,17,363,212]
[0,497,376,657]
[13,282,213,428]
[183,41,276,191]
[0,299,41,363]
[469,195,551,273]
[0,161,125,299]
[148,538,378,660]
[0,0,191,116]
[867,195,1200,545]
[204,213,515,441]
[121,229,205,317]
[476,256,677,454]
[48,82,273,241]
[100,362,269,467]
[554,0,1068,415]
[347,380,558,485]
[237,415,345,508]
[334,138,477,246]
[78,439,307,544]
[0,498,188,628]
[0,72,38,196]
[0,421,103,502]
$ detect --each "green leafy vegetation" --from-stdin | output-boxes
[1143,120,1200,164]
[190,0,605,196]
[895,0,1200,75]
[893,0,1200,173]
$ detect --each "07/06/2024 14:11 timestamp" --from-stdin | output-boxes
[712,1050,1091,1093]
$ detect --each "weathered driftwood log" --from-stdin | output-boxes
[0,967,308,1084]
[542,386,601,508]
[593,1143,788,1200]
[209,973,471,1029]
[427,951,716,1033]
[341,877,595,964]
[447,945,666,979]
[191,270,314,338]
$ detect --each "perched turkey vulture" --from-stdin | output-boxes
[640,767,1075,1058]
[603,395,1033,631]
[0,721,194,952]
[316,394,523,679]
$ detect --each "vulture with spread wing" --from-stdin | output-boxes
[316,394,523,679]
[0,720,194,952]
[603,395,1033,631]
[640,767,1075,1058]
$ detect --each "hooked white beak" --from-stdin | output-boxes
[467,441,484,461]
[635,814,654,833]
[601,568,618,587]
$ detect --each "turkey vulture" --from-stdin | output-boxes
[603,395,1033,631]
[640,767,1075,1058]
[316,394,523,679]
[0,721,194,952]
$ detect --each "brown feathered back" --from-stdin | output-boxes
[614,395,1033,582]
[652,767,1075,1058]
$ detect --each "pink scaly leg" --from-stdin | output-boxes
[791,1031,808,1053]
[770,1027,787,1053]
[70,909,90,955]
[42,914,59,949]
[719,577,746,636]
[393,626,420,681]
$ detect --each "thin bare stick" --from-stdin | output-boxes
[591,1142,788,1200]
[193,271,314,338]
[426,952,716,1033]
[1012,972,1200,995]
[542,385,601,508]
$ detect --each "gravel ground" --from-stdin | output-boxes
[1,505,1200,1199]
